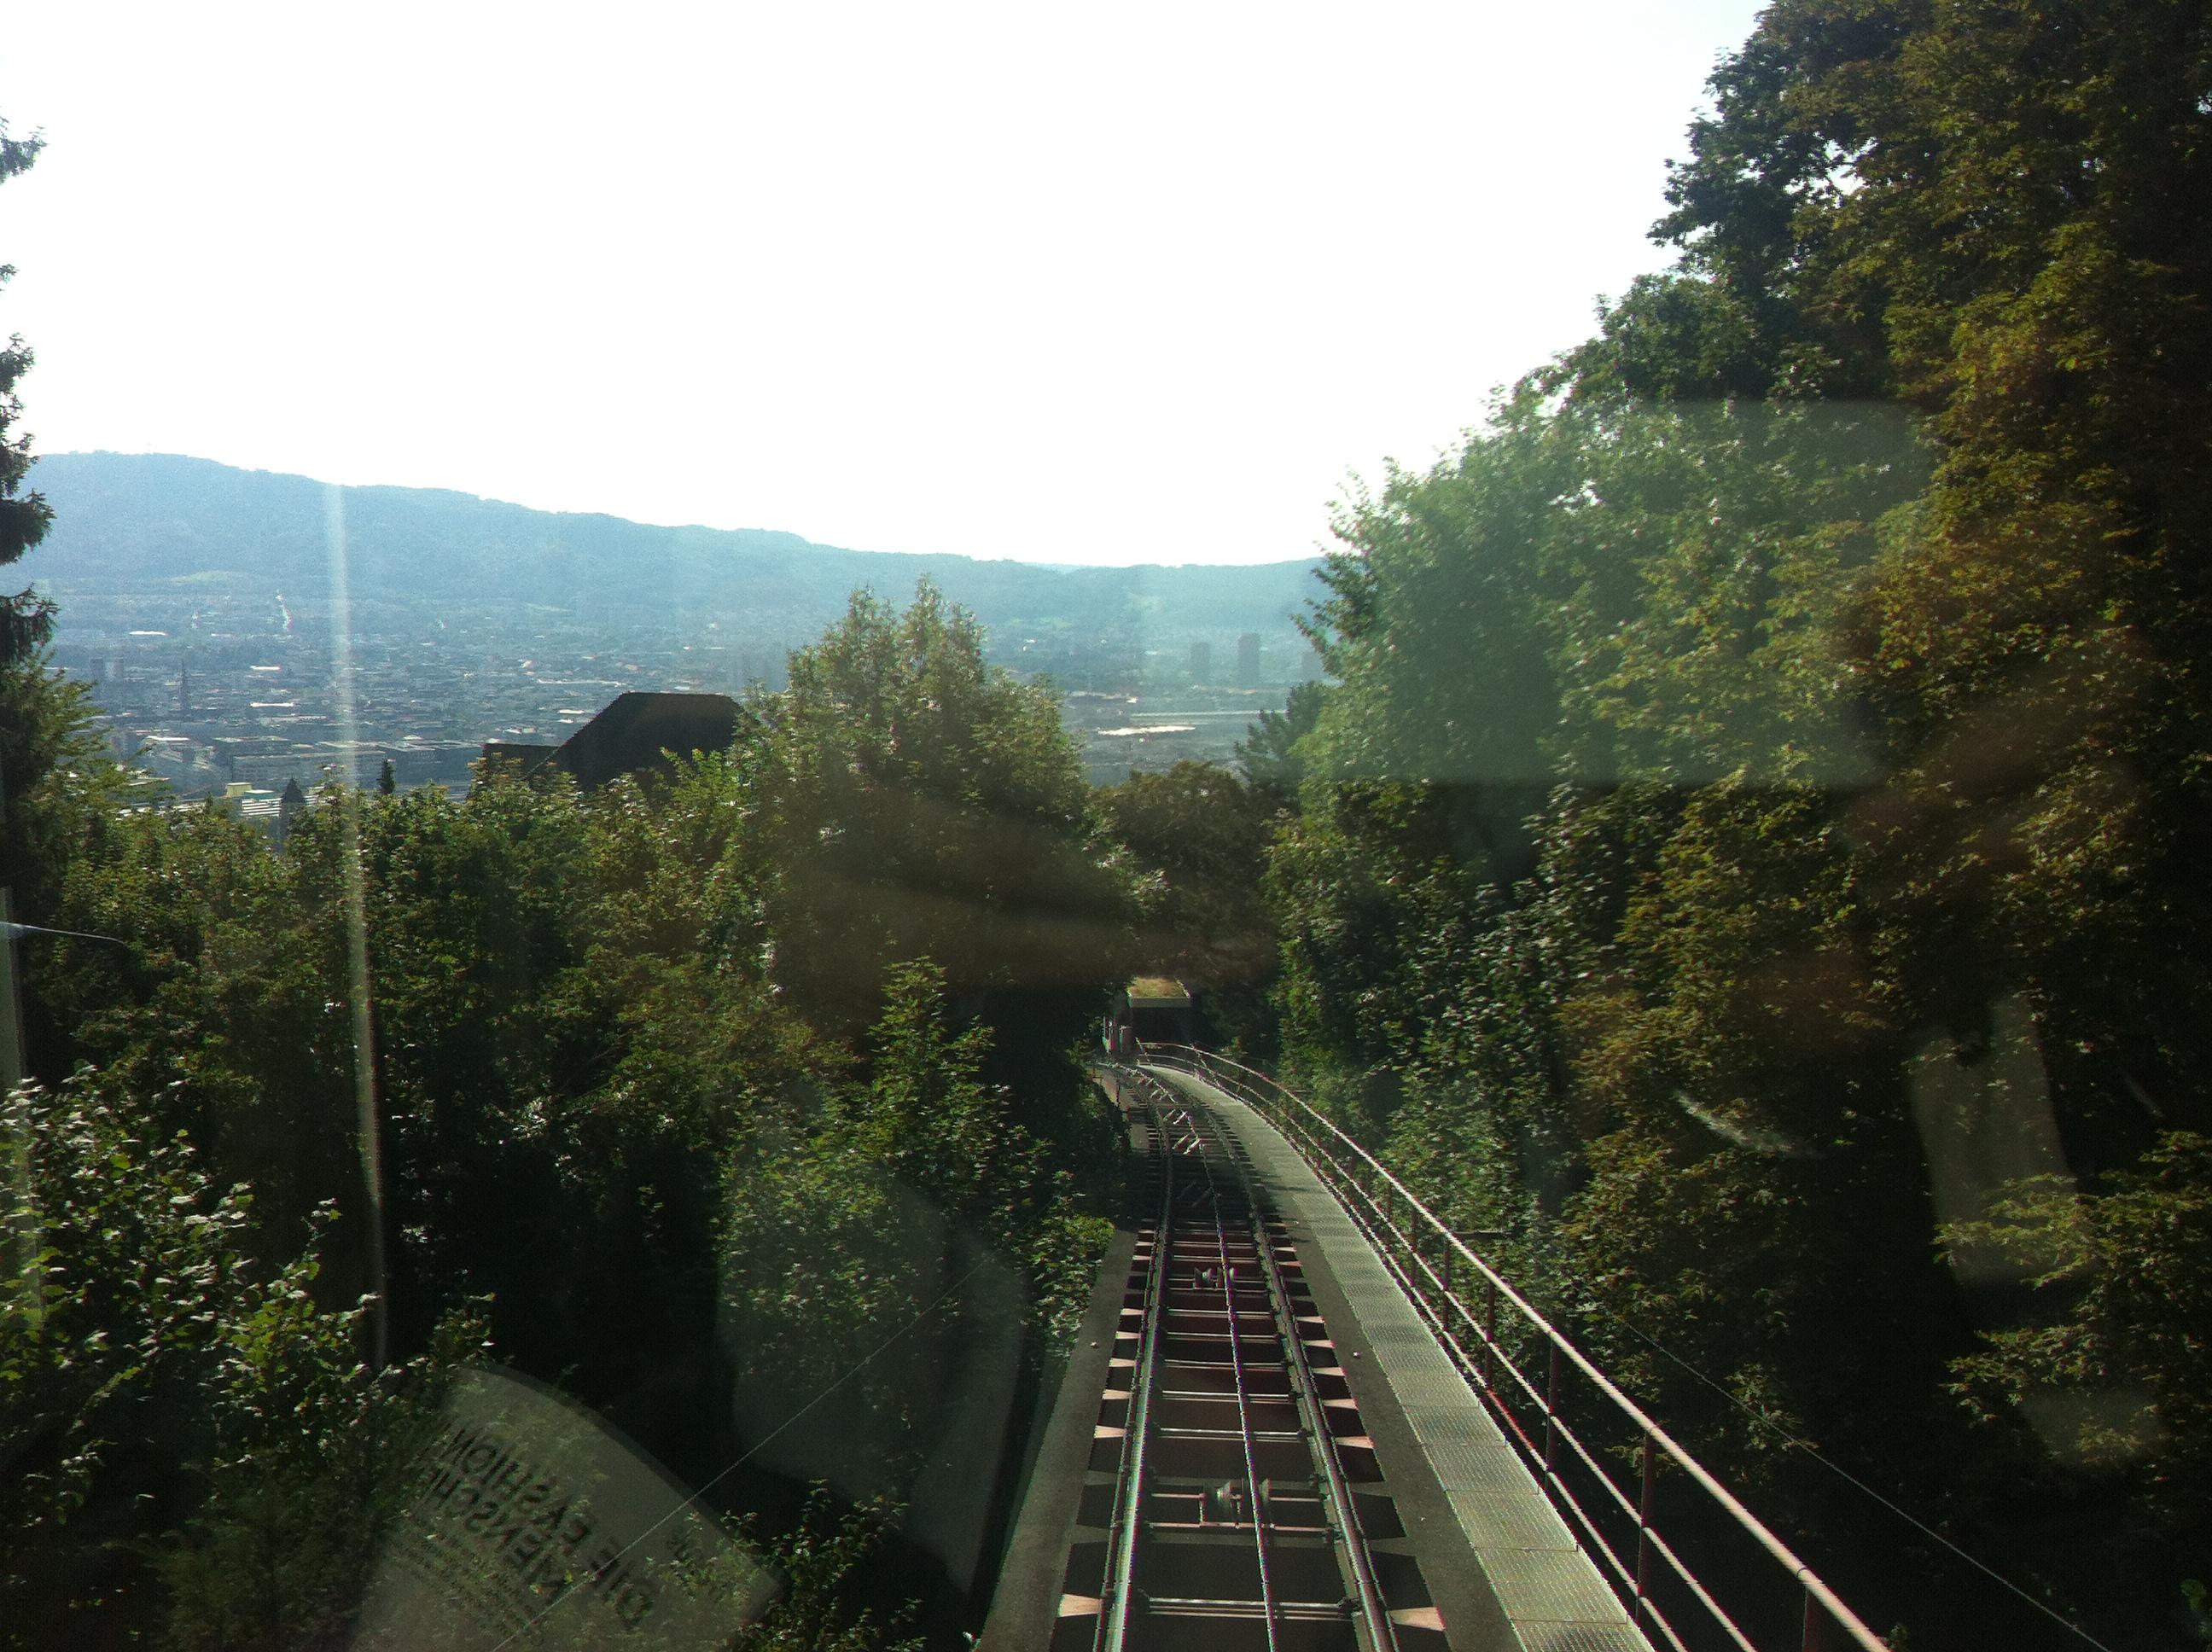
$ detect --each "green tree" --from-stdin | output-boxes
[1234,680,1326,816]
[1626,0,2212,1138]
[1249,3,2212,1636]
[0,1073,471,1650]
[1093,761,1272,994]
[0,117,118,987]
[11,594,1132,1645]
[0,118,50,670]
[718,962,1107,1550]
[731,1487,923,1652]
[743,581,1138,1102]
[1943,1133,2212,1528]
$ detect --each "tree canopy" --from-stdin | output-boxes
[8,584,1134,1647]
[0,119,50,669]
[1249,3,2212,1641]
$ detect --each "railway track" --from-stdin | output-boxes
[1051,1069,1446,1652]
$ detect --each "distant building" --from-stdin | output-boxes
[551,692,748,790]
[387,742,476,788]
[478,741,558,779]
[212,735,294,785]
[231,750,317,788]
[477,691,750,793]
[137,734,203,791]
[278,777,308,844]
[214,782,286,842]
[1189,640,1211,682]
[1236,631,1260,687]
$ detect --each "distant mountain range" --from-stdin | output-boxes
[29,452,1324,645]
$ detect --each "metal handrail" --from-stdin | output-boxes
[1138,1041,1889,1652]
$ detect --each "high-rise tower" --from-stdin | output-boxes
[1236,631,1260,687]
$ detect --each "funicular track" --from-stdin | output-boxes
[1132,1044,1896,1652]
[1051,1069,1446,1652]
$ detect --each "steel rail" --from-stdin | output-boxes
[1190,1072,1707,1646]
[1097,1095,1174,1652]
[1141,1043,1891,1652]
[1238,1166,1402,1651]
[1101,1066,1421,1650]
[1167,1082,1402,1652]
[1143,1595,1356,1619]
[1189,1107,1284,1652]
[1173,1053,1788,1652]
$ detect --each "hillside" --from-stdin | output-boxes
[28,452,1323,643]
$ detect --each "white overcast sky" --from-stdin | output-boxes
[1,2,1765,567]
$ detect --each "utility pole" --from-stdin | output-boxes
[0,887,22,1093]
[0,912,127,1086]
[2,751,30,1324]
[0,753,19,1091]
[0,764,131,1086]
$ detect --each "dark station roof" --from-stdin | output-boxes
[479,740,559,777]
[478,692,747,792]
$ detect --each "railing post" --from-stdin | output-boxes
[1482,1277,1498,1390]
[1635,1430,1656,1626]
[1802,1589,1823,1652]
[1544,1342,1562,1474]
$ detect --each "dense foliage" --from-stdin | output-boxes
[1092,760,1278,1052]
[0,123,115,939]
[5,587,1134,1647]
[9,3,2211,1644]
[1,1077,480,1650]
[0,119,49,669]
[1243,3,2212,1646]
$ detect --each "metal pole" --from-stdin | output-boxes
[1636,1431,1656,1626]
[1483,1277,1499,1391]
[1544,1344,1563,1474]
[0,888,46,1331]
[0,890,23,1092]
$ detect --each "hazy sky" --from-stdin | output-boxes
[1,2,1766,567]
